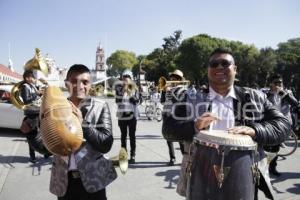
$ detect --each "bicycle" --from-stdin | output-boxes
[145,102,162,122]
[277,131,298,157]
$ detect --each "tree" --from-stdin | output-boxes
[176,34,221,85]
[106,50,138,76]
[161,30,182,73]
[176,34,260,86]
[276,38,300,96]
[254,48,277,87]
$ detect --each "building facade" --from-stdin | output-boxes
[0,64,22,83]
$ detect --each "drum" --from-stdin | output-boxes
[188,130,257,200]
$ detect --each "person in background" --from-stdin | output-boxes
[20,70,46,163]
[264,74,300,176]
[50,64,116,200]
[115,69,139,164]
[161,69,186,166]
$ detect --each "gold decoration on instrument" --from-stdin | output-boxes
[110,147,128,174]
[40,86,84,156]
[158,76,190,91]
[11,48,48,110]
[89,84,104,96]
[11,80,28,110]
[24,48,48,75]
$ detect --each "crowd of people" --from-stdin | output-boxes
[17,47,300,200]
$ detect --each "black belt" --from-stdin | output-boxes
[69,170,81,179]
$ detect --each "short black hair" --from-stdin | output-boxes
[23,70,34,80]
[269,73,282,82]
[66,64,90,80]
[209,47,234,59]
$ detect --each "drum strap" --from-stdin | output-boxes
[213,150,230,188]
[252,150,260,184]
[186,143,194,200]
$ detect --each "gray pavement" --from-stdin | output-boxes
[0,97,299,200]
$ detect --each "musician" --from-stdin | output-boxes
[162,48,291,200]
[161,69,186,166]
[115,69,139,164]
[264,74,300,176]
[20,69,46,163]
[50,64,116,200]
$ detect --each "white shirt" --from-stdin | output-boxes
[209,86,236,130]
[68,153,77,171]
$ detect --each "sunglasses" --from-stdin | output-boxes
[209,59,233,68]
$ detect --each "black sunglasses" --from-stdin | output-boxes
[209,59,233,68]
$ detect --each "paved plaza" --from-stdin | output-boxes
[0,98,299,200]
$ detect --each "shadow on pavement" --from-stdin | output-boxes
[286,183,300,194]
[0,128,24,137]
[155,169,180,189]
[113,134,163,140]
[129,161,180,169]
[30,158,52,176]
[0,155,52,166]
[271,172,300,195]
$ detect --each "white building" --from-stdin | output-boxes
[33,54,67,88]
[0,64,22,83]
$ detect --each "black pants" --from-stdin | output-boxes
[58,172,107,200]
[118,118,137,157]
[167,141,185,159]
[264,144,280,170]
[29,145,35,160]
[26,129,38,160]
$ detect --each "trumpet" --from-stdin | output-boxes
[158,76,190,91]
[123,80,137,95]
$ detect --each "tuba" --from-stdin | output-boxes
[11,48,48,110]
[40,86,84,156]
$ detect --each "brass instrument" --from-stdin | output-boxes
[110,147,128,174]
[24,48,48,75]
[123,79,138,96]
[11,48,48,110]
[40,86,84,156]
[158,76,190,91]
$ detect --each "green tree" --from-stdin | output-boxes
[230,43,259,87]
[176,34,221,85]
[106,50,138,76]
[161,30,182,73]
[254,48,277,87]
[137,30,183,83]
[176,34,260,86]
[276,38,300,96]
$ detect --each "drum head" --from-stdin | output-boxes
[194,130,257,150]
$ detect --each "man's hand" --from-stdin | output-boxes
[195,112,219,130]
[228,126,256,138]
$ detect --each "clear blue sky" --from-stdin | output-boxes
[0,0,299,74]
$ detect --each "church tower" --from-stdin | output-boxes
[95,43,105,71]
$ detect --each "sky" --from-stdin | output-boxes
[0,0,300,74]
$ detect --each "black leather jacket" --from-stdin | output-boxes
[162,86,291,146]
[81,98,113,154]
[20,82,39,105]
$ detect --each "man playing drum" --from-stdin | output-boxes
[162,48,291,200]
